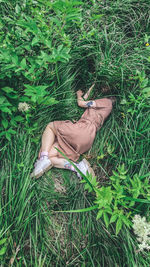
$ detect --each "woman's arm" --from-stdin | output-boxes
[83,83,95,100]
[77,90,96,108]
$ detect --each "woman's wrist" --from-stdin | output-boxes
[78,97,83,101]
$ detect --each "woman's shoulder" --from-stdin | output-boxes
[95,98,113,109]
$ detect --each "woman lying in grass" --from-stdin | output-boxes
[31,84,115,179]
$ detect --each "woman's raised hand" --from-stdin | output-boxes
[77,90,84,98]
[83,83,95,100]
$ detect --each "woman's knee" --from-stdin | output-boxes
[47,122,54,129]
[47,122,56,134]
[49,142,59,158]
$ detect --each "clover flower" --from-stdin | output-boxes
[18,102,30,112]
[145,43,149,47]
[132,215,150,251]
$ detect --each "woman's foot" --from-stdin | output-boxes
[31,156,52,179]
[64,158,95,178]
[76,158,95,179]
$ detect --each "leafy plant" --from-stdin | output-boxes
[66,163,150,235]
[120,72,150,116]
[0,87,21,141]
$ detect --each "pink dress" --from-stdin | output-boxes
[54,98,112,161]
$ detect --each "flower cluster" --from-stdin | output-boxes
[18,102,30,112]
[132,215,150,251]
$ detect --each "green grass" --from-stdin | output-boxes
[1,144,150,266]
[0,0,150,266]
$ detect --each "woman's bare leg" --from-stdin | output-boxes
[41,122,56,153]
[31,122,57,178]
[48,142,73,169]
[50,157,70,169]
[50,156,95,178]
[48,141,75,169]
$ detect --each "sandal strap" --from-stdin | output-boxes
[40,151,49,157]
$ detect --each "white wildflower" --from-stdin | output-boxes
[18,102,30,112]
[132,215,150,251]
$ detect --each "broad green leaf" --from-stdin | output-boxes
[11,53,19,65]
[51,17,61,27]
[20,58,26,69]
[112,170,120,177]
[23,45,31,51]
[84,183,93,193]
[0,238,7,245]
[121,215,132,228]
[1,87,16,93]
[147,56,150,62]
[57,44,63,53]
[45,40,52,49]
[19,96,30,102]
[15,68,22,73]
[1,107,12,114]
[10,119,17,127]
[110,175,117,181]
[66,12,82,23]
[7,94,18,99]
[96,209,103,220]
[110,214,118,223]
[142,87,150,97]
[105,207,112,214]
[140,172,150,179]
[24,84,49,91]
[141,70,146,79]
[8,128,16,134]
[142,87,150,93]
[0,246,7,256]
[128,201,135,207]
[0,96,7,104]
[0,131,6,138]
[2,120,8,129]
[141,78,148,88]
[118,164,127,175]
[32,36,39,46]
[116,218,123,235]
[42,97,59,106]
[15,4,21,14]
[14,116,24,122]
[120,99,127,105]
[37,96,44,104]
[17,18,38,34]
[95,186,113,206]
[103,212,109,228]
[5,132,11,141]
[31,95,37,102]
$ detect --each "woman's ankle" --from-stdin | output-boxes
[40,151,49,159]
[64,161,78,172]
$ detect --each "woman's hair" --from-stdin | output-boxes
[108,96,116,105]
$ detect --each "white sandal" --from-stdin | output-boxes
[76,158,95,179]
[31,156,53,179]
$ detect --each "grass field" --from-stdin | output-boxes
[0,0,150,266]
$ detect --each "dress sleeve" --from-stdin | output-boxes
[95,98,112,110]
